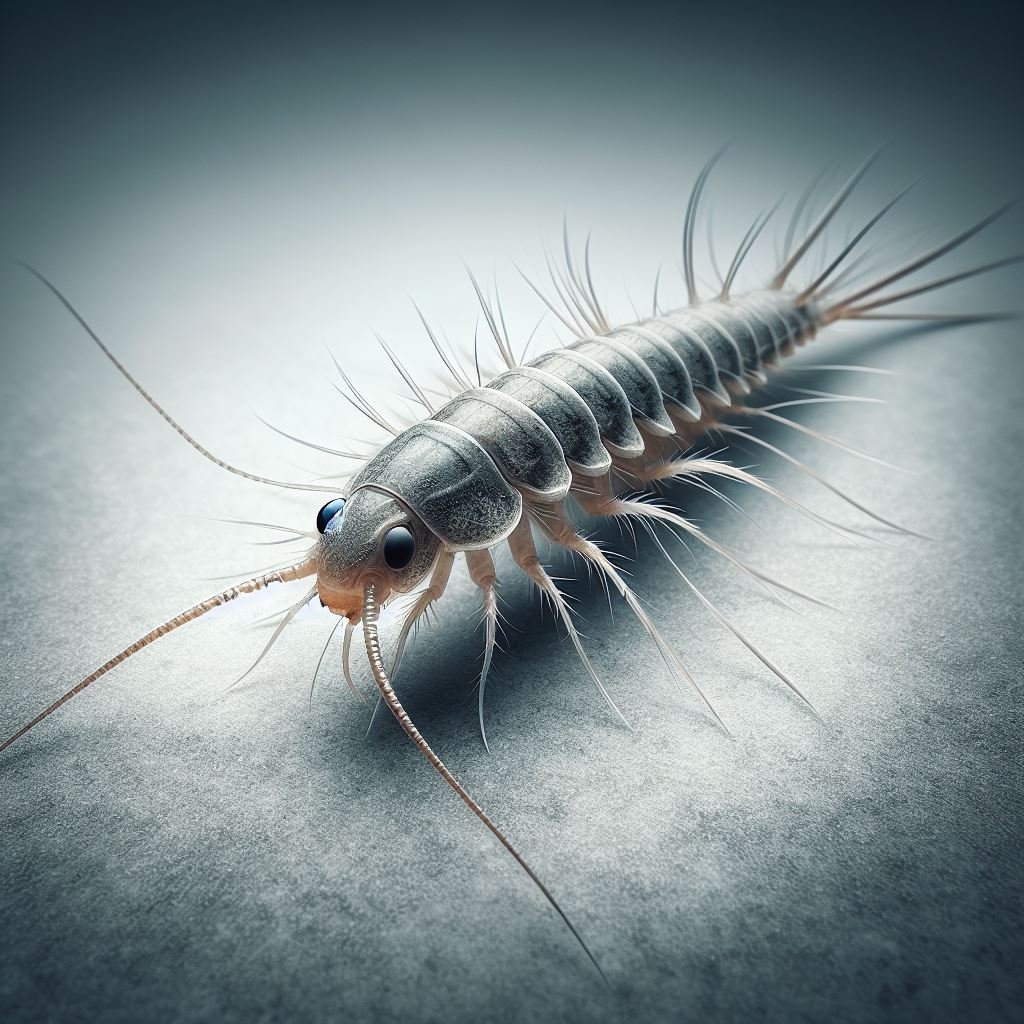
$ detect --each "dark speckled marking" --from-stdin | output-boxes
[349,420,522,549]
[639,315,731,402]
[486,366,612,476]
[432,388,572,501]
[527,349,645,456]
[568,337,675,434]
[609,324,701,420]
[698,302,767,381]
[668,308,748,388]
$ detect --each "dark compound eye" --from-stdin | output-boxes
[382,525,416,570]
[316,498,346,534]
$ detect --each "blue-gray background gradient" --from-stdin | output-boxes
[1,3,1022,1022]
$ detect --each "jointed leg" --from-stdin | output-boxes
[507,516,631,732]
[465,548,502,751]
[573,488,833,611]
[531,504,729,734]
[632,453,880,544]
[391,552,457,680]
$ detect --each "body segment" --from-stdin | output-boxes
[380,292,823,565]
[7,156,1012,983]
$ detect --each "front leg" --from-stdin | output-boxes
[390,551,457,679]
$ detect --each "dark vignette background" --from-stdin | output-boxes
[1,2,1022,1022]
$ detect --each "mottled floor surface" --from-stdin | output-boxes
[2,6,1022,1020]
[2,310,1022,1023]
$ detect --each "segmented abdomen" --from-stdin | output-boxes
[351,291,821,549]
[481,290,819,485]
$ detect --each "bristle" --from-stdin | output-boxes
[772,147,885,289]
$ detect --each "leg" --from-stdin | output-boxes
[465,548,502,752]
[530,503,728,734]
[573,488,833,611]
[506,516,631,732]
[391,552,456,680]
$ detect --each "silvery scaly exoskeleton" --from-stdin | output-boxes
[5,149,1019,979]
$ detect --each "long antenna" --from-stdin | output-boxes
[18,262,332,492]
[0,557,318,755]
[361,580,608,984]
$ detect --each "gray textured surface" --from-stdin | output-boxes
[2,4,1023,1023]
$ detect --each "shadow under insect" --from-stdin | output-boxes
[351,333,930,757]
